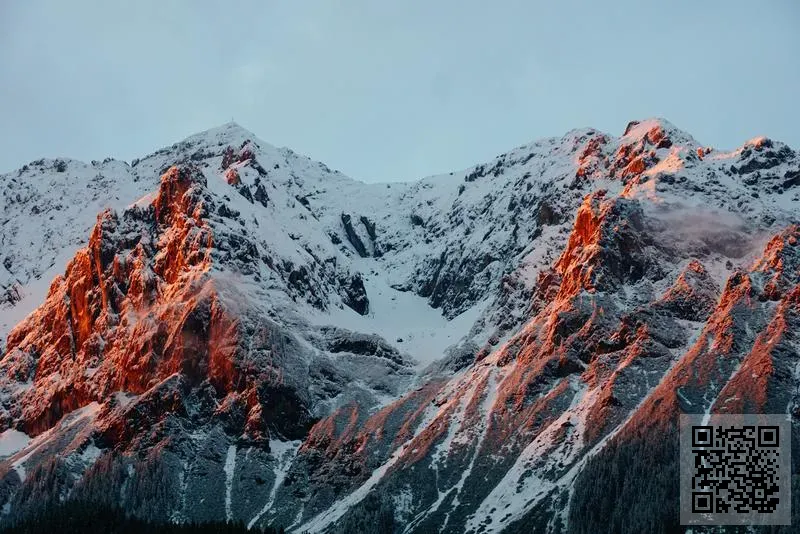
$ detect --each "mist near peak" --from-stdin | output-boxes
[643,202,770,260]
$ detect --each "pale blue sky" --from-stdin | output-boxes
[1,1,798,181]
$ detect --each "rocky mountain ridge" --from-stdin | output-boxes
[0,118,797,532]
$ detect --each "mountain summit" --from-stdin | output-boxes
[0,119,797,532]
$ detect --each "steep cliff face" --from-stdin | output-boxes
[566,226,800,534]
[292,208,798,534]
[0,118,797,532]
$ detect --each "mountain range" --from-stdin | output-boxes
[0,118,798,533]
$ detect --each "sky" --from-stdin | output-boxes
[1,1,798,182]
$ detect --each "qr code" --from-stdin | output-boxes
[680,414,791,526]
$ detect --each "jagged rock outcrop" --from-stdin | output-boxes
[0,161,415,526]
[1,166,310,439]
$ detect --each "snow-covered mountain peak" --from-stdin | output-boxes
[620,117,697,144]
[173,121,265,154]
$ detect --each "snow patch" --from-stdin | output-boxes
[314,260,488,367]
[248,439,301,530]
[224,444,236,522]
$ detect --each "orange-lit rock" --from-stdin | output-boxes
[0,165,281,439]
[621,156,646,177]
[225,168,241,185]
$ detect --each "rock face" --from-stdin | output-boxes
[0,118,798,532]
[2,165,320,442]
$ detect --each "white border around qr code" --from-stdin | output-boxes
[680,414,791,526]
